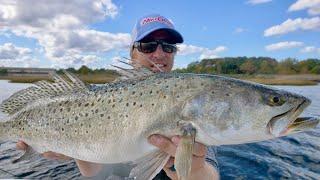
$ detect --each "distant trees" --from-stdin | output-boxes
[0,69,8,76]
[175,57,320,75]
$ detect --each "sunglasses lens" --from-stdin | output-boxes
[162,44,177,53]
[139,42,158,53]
[136,41,177,53]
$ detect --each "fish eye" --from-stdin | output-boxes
[268,96,285,106]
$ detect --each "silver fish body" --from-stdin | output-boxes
[0,72,315,165]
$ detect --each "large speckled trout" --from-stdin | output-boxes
[0,69,318,179]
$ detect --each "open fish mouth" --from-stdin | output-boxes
[267,99,313,136]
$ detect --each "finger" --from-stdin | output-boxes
[172,136,207,157]
[193,143,207,157]
[16,141,28,150]
[163,167,178,180]
[148,135,177,156]
[42,151,58,159]
[165,157,174,168]
[191,155,206,170]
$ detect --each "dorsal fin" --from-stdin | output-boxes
[0,71,88,115]
[111,57,155,81]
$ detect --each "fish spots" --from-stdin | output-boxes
[126,103,129,107]
[60,108,63,112]
[139,104,143,107]
[78,103,82,107]
[132,91,136,95]
[108,116,111,119]
[85,113,89,117]
[140,92,143,96]
[91,102,95,106]
[100,114,104,117]
[152,103,155,106]
[85,103,89,107]
[150,90,153,94]
[133,102,136,106]
[75,116,79,121]
[112,104,115,108]
[67,107,71,112]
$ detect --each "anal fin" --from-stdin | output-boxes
[12,146,39,164]
[129,150,170,180]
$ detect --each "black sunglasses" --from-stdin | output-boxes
[133,40,177,53]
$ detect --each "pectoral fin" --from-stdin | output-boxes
[129,150,170,180]
[175,121,196,180]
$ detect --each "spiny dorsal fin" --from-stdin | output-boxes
[0,71,88,115]
[111,57,155,81]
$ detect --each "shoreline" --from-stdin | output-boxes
[1,74,320,86]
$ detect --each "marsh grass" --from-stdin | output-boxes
[1,74,319,85]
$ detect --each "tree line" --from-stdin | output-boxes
[174,57,320,75]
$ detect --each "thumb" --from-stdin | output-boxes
[163,167,178,180]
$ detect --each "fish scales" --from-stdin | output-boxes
[0,72,318,171]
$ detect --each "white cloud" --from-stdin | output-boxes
[246,0,272,5]
[264,17,320,36]
[288,0,320,15]
[265,41,304,51]
[177,44,227,59]
[234,27,246,33]
[300,46,320,53]
[0,0,131,68]
[0,43,39,67]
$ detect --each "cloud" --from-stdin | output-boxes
[264,17,320,36]
[288,0,320,15]
[0,0,131,68]
[246,0,272,5]
[300,46,320,53]
[0,43,39,67]
[177,44,227,59]
[234,27,246,33]
[265,41,304,51]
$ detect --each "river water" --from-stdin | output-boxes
[0,80,319,179]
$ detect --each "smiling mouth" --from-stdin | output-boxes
[267,99,310,136]
[151,64,166,68]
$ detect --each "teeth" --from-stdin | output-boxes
[155,64,164,67]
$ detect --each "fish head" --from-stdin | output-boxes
[180,76,313,145]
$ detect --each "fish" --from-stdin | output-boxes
[0,68,318,180]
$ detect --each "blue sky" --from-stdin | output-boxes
[0,0,319,69]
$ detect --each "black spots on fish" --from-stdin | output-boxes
[139,104,143,108]
[66,119,69,124]
[85,113,89,117]
[211,91,215,94]
[131,83,136,86]
[78,103,82,107]
[176,95,180,98]
[61,128,64,132]
[163,95,167,99]
[140,92,143,96]
[149,90,153,94]
[201,82,205,86]
[75,116,79,121]
[86,130,89,134]
[91,102,95,106]
[152,103,155,106]
[225,93,230,97]
[126,103,129,107]
[53,109,56,113]
[133,102,136,106]
[97,98,102,102]
[95,109,98,113]
[108,99,111,104]
[107,116,111,119]
[64,101,69,105]
[125,114,128,118]
[165,85,169,89]
[132,91,136,95]
[60,108,63,112]
[112,104,115,108]
[156,90,160,94]
[100,114,104,117]
[84,103,89,107]
[67,107,71,112]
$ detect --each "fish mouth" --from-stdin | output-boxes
[267,99,312,136]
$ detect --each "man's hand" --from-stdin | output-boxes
[148,134,219,180]
[16,140,71,161]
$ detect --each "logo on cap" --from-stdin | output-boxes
[140,16,173,27]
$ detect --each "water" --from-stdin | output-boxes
[0,80,319,179]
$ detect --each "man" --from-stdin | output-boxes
[17,14,219,179]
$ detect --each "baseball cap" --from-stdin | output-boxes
[131,14,183,44]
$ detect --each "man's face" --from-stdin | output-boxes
[131,30,176,72]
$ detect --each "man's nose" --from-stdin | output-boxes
[151,45,165,58]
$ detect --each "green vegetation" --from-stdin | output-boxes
[0,69,8,76]
[174,57,320,75]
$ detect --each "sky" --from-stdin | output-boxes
[0,0,319,69]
